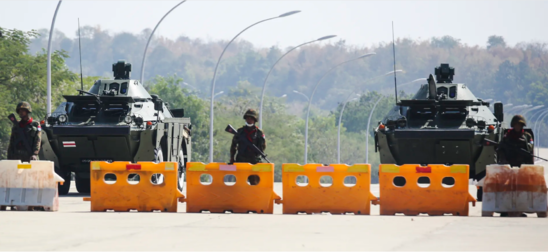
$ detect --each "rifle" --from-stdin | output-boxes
[225,124,270,163]
[8,114,33,154]
[482,138,548,162]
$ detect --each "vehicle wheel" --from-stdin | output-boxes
[178,150,186,192]
[154,147,164,163]
[75,176,91,194]
[151,148,165,185]
[56,167,71,195]
[477,187,483,202]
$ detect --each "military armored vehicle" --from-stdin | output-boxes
[374,64,512,200]
[39,61,192,195]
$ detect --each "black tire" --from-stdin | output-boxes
[477,186,483,202]
[154,147,164,163]
[179,141,188,191]
[178,150,186,192]
[75,177,91,194]
[56,167,71,195]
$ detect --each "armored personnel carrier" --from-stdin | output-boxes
[39,61,192,195]
[374,64,510,200]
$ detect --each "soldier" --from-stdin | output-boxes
[7,102,42,162]
[497,115,534,167]
[229,109,266,165]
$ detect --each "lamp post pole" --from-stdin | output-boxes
[259,35,337,128]
[46,0,62,115]
[337,95,359,163]
[208,10,301,162]
[522,105,544,119]
[533,109,548,158]
[529,107,547,148]
[140,0,186,85]
[335,69,403,163]
[366,96,384,163]
[303,53,375,164]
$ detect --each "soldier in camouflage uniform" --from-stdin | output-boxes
[497,115,534,167]
[230,109,266,165]
[7,102,42,162]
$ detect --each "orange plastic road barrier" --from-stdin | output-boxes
[83,161,184,212]
[379,164,476,216]
[279,163,377,215]
[184,162,280,213]
[481,164,547,217]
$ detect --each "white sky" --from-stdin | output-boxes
[1,0,547,49]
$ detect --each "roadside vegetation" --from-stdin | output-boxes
[2,26,548,181]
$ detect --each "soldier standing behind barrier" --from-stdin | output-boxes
[497,115,534,167]
[230,109,266,165]
[7,102,41,162]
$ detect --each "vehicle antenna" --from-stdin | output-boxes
[78,18,84,91]
[392,21,398,105]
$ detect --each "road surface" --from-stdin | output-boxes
[1,151,548,250]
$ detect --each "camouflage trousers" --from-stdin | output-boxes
[9,149,37,163]
[235,155,261,164]
[235,155,262,185]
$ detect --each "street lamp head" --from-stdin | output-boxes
[384,69,403,76]
[412,78,427,83]
[317,35,337,41]
[358,52,376,59]
[279,10,301,17]
[292,90,299,94]
[281,94,287,98]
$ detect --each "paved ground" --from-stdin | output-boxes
[1,152,548,250]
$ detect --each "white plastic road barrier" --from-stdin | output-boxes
[0,160,64,211]
[482,164,547,217]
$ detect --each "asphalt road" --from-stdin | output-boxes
[1,152,548,250]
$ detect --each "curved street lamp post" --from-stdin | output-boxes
[365,96,384,163]
[214,91,224,98]
[183,82,197,90]
[533,109,548,158]
[293,90,309,101]
[46,0,63,115]
[523,105,544,119]
[208,10,301,162]
[336,95,359,163]
[140,0,186,85]
[529,107,547,150]
[506,105,530,127]
[303,53,376,164]
[335,70,403,163]
[259,35,337,128]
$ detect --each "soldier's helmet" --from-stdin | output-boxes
[511,114,526,127]
[16,102,32,114]
[243,109,259,122]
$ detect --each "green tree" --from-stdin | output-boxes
[431,36,461,49]
[146,75,210,161]
[0,27,79,158]
[487,35,507,49]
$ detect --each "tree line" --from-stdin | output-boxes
[2,26,548,181]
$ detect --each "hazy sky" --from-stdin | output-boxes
[1,1,547,49]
